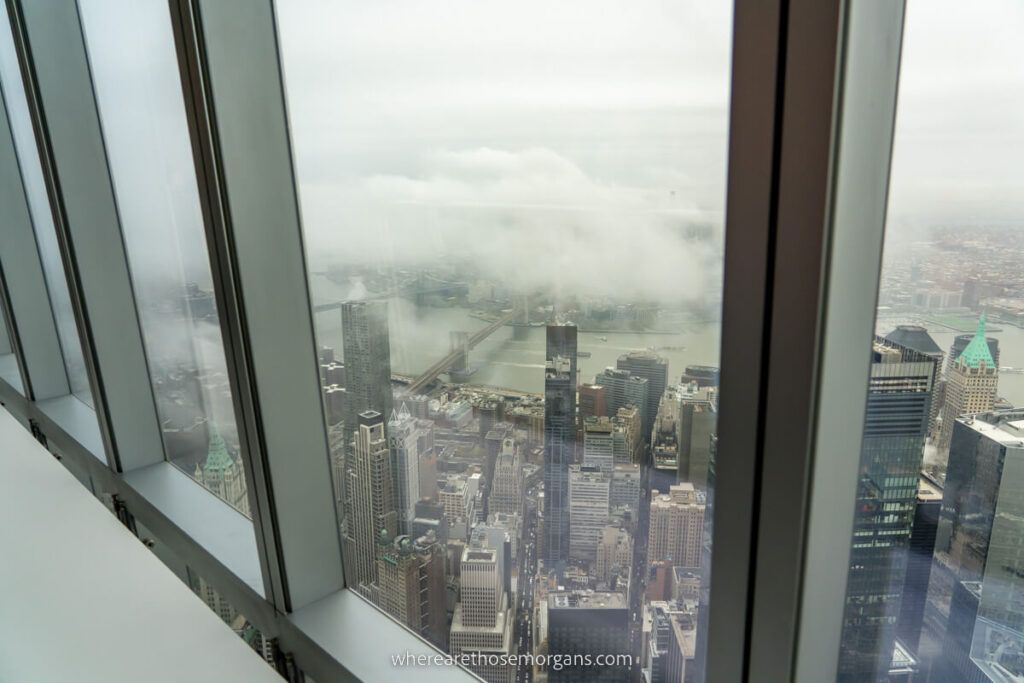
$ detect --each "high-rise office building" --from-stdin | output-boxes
[930,409,1024,682]
[439,474,475,539]
[376,532,448,650]
[596,525,633,584]
[837,337,937,682]
[885,325,944,437]
[387,404,422,535]
[651,387,682,475]
[347,410,397,588]
[678,390,717,491]
[568,464,610,562]
[544,326,576,565]
[579,383,608,420]
[617,350,668,444]
[648,483,704,569]
[946,329,1000,377]
[596,367,649,445]
[472,513,519,598]
[616,405,643,465]
[610,463,641,514]
[938,314,998,451]
[547,591,631,683]
[193,425,249,517]
[341,301,393,433]
[483,422,514,514]
[680,365,719,388]
[449,547,515,683]
[582,416,630,474]
[896,475,942,656]
[967,420,1024,678]
[644,602,693,683]
[547,324,578,388]
[489,438,523,517]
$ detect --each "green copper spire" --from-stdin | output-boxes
[956,312,996,369]
[203,424,234,472]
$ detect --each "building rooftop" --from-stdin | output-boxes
[884,324,943,356]
[957,410,1024,447]
[548,591,626,610]
[956,313,997,369]
[917,475,943,502]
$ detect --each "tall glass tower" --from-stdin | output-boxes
[838,337,937,681]
[543,324,576,566]
[341,300,393,433]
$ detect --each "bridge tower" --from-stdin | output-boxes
[511,294,531,341]
[448,331,475,382]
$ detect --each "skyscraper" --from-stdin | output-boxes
[946,329,1000,377]
[896,475,942,657]
[644,602,693,683]
[885,325,944,436]
[449,547,515,683]
[347,410,397,588]
[578,383,608,420]
[193,425,249,516]
[547,591,631,683]
[341,301,393,433]
[837,337,937,682]
[930,409,1024,681]
[647,483,704,569]
[387,404,423,535]
[568,464,611,562]
[938,314,998,451]
[546,324,578,388]
[490,437,523,518]
[651,387,682,475]
[617,350,668,444]
[610,463,642,514]
[376,532,448,650]
[596,525,633,585]
[543,324,577,565]
[596,368,649,444]
[582,416,630,474]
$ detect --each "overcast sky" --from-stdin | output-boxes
[888,0,1024,232]
[275,0,1024,304]
[275,0,733,304]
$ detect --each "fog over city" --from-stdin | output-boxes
[277,0,732,305]
[275,0,1024,295]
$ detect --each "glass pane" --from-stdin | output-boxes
[77,0,249,516]
[837,2,1024,681]
[0,293,22,393]
[0,294,10,354]
[0,1,94,407]
[277,0,732,680]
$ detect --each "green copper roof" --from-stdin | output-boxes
[203,424,235,472]
[957,312,996,369]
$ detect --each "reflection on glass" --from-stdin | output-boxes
[78,0,247,515]
[0,1,93,407]
[186,567,276,667]
[0,296,10,354]
[837,1,1024,681]
[0,295,22,393]
[278,0,732,679]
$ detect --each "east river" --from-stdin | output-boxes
[311,275,1024,407]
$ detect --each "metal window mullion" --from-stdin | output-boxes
[166,0,285,615]
[169,0,344,613]
[7,0,164,472]
[792,2,906,680]
[0,87,68,400]
[734,0,907,681]
[703,0,787,681]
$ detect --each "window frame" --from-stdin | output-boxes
[0,0,911,680]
